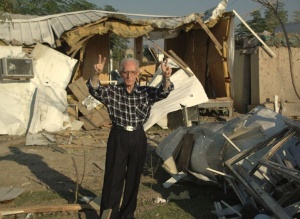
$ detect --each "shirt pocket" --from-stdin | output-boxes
[135,101,149,120]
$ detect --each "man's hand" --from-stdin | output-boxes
[161,58,172,91]
[94,55,107,75]
[161,58,172,79]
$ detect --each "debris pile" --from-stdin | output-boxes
[156,106,300,218]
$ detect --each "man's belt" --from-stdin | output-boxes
[113,124,143,132]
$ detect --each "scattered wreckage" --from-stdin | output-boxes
[156,106,300,219]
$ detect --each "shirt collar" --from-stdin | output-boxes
[120,82,141,94]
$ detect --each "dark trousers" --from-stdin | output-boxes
[99,127,147,219]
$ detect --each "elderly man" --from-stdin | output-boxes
[87,55,174,219]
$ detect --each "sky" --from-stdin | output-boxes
[87,0,300,22]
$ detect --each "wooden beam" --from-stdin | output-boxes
[233,10,276,58]
[134,36,143,63]
[222,41,231,97]
[0,204,94,216]
[196,17,222,56]
[168,50,188,68]
[153,43,194,77]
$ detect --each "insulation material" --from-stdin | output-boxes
[28,85,72,134]
[27,44,77,133]
[30,43,78,89]
[107,21,153,38]
[62,22,109,48]
[0,46,35,135]
[0,46,23,58]
[0,44,77,135]
[0,83,35,135]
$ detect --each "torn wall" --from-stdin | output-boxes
[0,44,77,135]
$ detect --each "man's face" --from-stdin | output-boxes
[120,61,140,87]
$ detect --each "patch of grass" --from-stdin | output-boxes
[138,202,196,219]
[13,191,62,206]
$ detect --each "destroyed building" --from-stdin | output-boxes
[1,0,300,218]
[0,0,232,135]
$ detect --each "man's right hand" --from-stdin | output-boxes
[94,55,106,75]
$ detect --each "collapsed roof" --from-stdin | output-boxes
[0,0,229,48]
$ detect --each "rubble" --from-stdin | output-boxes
[156,106,300,218]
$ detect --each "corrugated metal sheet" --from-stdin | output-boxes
[0,0,227,47]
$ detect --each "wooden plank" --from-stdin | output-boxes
[79,108,111,130]
[134,36,143,63]
[152,43,194,77]
[233,10,276,58]
[169,50,188,68]
[222,41,230,97]
[0,204,93,216]
[208,62,227,98]
[184,29,207,86]
[68,77,90,102]
[196,17,222,55]
[68,77,106,116]
[82,34,110,80]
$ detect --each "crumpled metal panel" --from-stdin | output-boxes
[50,11,107,38]
[0,19,54,46]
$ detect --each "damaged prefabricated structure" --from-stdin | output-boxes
[0,0,234,135]
[1,1,300,218]
[157,106,300,218]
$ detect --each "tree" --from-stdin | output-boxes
[293,10,300,22]
[1,0,129,64]
[235,10,266,39]
[11,0,99,15]
[235,0,288,38]
[101,5,129,64]
[0,0,16,21]
[263,1,288,32]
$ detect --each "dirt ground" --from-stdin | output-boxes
[0,113,237,219]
